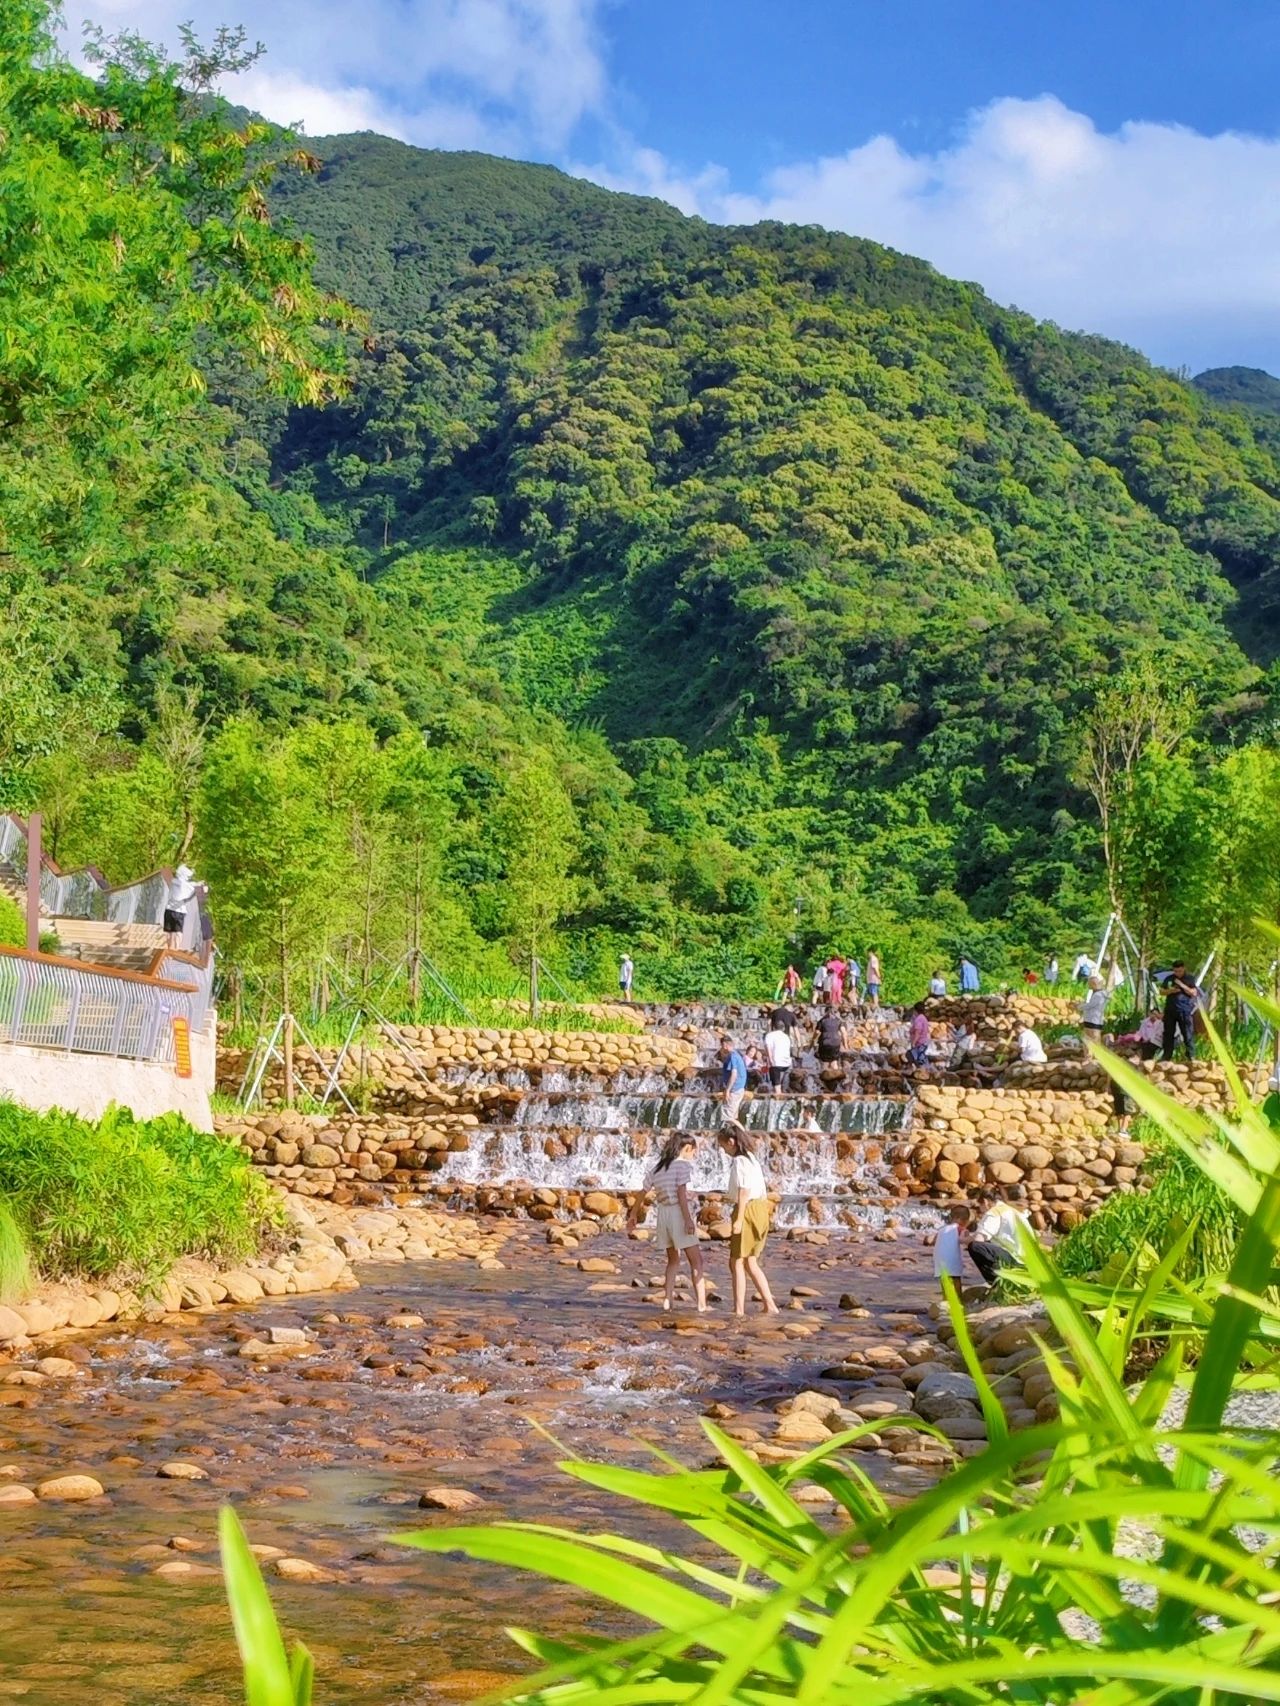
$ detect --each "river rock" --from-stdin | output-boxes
[774,1408,831,1445]
[37,1474,104,1501]
[0,1484,37,1505]
[913,1368,981,1422]
[158,1462,210,1480]
[0,1305,28,1344]
[418,1487,485,1511]
[576,1257,618,1274]
[273,1557,340,1583]
[36,1357,81,1378]
[268,1326,310,1346]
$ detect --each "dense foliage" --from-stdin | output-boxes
[0,1100,279,1285]
[6,15,1280,999]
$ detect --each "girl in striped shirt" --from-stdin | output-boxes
[626,1134,707,1313]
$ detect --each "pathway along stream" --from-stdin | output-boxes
[0,1226,939,1704]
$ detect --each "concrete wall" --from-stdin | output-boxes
[0,1017,215,1129]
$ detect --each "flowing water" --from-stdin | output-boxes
[0,1232,941,1705]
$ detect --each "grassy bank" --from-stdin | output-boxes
[0,1101,281,1297]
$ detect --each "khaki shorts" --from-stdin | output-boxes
[730,1197,771,1261]
[723,1087,745,1122]
[654,1204,699,1252]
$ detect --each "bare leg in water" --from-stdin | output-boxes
[665,1245,709,1311]
[730,1255,779,1315]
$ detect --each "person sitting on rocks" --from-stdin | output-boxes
[947,1022,979,1071]
[1014,1023,1048,1065]
[627,1133,707,1313]
[968,1186,1034,1286]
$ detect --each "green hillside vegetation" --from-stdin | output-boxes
[5,16,1280,1004]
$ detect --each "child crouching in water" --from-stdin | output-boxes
[626,1134,708,1312]
[925,1202,971,1295]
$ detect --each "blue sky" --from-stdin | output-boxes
[69,0,1280,372]
[602,0,1278,171]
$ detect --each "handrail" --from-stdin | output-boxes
[1,813,163,895]
[0,942,199,993]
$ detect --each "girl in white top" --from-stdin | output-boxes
[626,1134,707,1312]
[716,1126,778,1317]
[1016,1024,1048,1065]
[1081,975,1108,1035]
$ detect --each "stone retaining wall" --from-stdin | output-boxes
[218,1024,694,1104]
[895,1084,1141,1229]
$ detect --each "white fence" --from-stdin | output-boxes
[0,949,206,1063]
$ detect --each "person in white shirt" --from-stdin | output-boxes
[618,954,634,999]
[811,963,828,1004]
[969,1187,1034,1286]
[1016,1024,1048,1065]
[1081,975,1108,1040]
[626,1134,706,1312]
[926,1204,971,1294]
[1045,956,1059,986]
[763,1025,792,1096]
[164,863,197,947]
[928,971,947,997]
[716,1127,778,1316]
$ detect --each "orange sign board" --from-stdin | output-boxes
[172,1016,192,1079]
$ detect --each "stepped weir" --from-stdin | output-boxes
[428,1000,920,1232]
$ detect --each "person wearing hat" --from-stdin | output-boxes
[1081,973,1108,1043]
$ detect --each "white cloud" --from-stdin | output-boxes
[64,0,606,150]
[579,97,1280,372]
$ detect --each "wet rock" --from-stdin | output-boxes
[774,1409,831,1446]
[418,1487,485,1512]
[0,1305,29,1344]
[36,1357,81,1378]
[37,1474,104,1501]
[273,1557,340,1583]
[913,1368,981,1423]
[576,1257,618,1275]
[384,1314,425,1329]
[0,1484,37,1505]
[837,1294,862,1311]
[267,1326,309,1346]
[779,1391,843,1420]
[157,1462,210,1481]
[154,1559,221,1579]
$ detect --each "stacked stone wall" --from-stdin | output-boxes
[218,1024,694,1104]
[895,1084,1141,1230]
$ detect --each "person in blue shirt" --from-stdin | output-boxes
[959,956,980,994]
[718,1036,748,1123]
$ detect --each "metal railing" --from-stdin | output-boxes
[0,948,205,1062]
[0,814,206,951]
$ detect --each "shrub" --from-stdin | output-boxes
[0,1100,281,1286]
[0,1199,31,1301]
[0,893,23,948]
[1055,1120,1240,1285]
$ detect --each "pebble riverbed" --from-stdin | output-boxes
[0,1225,940,1704]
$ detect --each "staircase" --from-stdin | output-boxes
[47,917,168,975]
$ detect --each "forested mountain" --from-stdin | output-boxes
[1193,366,1280,416]
[6,39,1280,995]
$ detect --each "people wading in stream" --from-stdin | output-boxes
[627,1134,708,1313]
[717,1126,779,1316]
